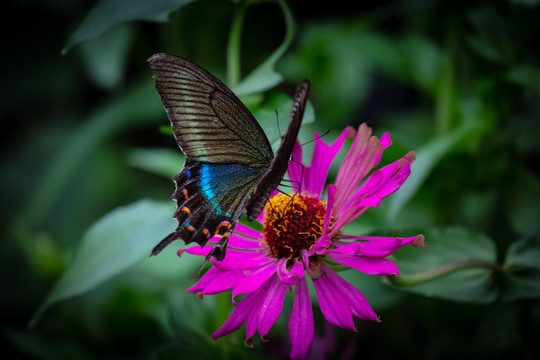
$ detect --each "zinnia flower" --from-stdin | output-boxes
[179,123,424,359]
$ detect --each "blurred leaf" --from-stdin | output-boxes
[508,0,540,5]
[78,23,136,89]
[504,65,540,94]
[502,239,540,302]
[234,0,296,96]
[341,270,405,311]
[6,330,93,360]
[466,7,514,64]
[386,117,483,221]
[63,0,195,54]
[128,148,184,179]
[506,170,540,238]
[386,227,499,304]
[30,199,176,327]
[25,80,164,229]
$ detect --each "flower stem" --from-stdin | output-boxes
[435,19,457,135]
[226,1,248,88]
[387,259,502,287]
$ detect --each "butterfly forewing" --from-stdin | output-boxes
[148,53,273,168]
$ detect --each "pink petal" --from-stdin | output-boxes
[277,257,306,285]
[402,234,426,247]
[187,266,245,295]
[322,185,336,235]
[255,275,287,339]
[318,264,378,321]
[352,151,415,204]
[333,126,383,212]
[289,278,313,360]
[227,224,264,250]
[373,132,392,167]
[212,248,270,271]
[312,268,356,331]
[232,263,277,301]
[340,234,425,250]
[327,252,399,276]
[335,235,405,257]
[213,285,264,341]
[289,127,355,198]
[288,139,304,187]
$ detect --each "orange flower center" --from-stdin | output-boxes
[263,193,326,259]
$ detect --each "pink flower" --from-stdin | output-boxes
[179,123,424,359]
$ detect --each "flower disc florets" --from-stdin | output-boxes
[263,193,326,260]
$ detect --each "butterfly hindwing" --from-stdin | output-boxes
[151,159,266,260]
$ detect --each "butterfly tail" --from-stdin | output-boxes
[150,231,181,256]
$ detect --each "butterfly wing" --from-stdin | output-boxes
[151,160,265,260]
[148,53,273,167]
[148,53,274,259]
[246,80,310,221]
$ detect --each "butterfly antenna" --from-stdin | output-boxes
[275,109,282,138]
[293,129,330,152]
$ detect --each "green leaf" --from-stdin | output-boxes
[502,239,540,302]
[233,0,296,96]
[24,80,164,229]
[63,0,195,54]
[30,199,176,327]
[128,147,184,179]
[386,227,499,304]
[386,117,483,221]
[504,65,540,94]
[466,7,514,64]
[78,23,136,89]
[506,169,540,238]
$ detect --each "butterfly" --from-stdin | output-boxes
[147,53,310,261]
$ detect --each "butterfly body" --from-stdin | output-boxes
[148,53,309,260]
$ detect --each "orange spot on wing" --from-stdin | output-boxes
[215,221,231,236]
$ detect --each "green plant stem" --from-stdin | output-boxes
[227,1,248,88]
[435,20,457,135]
[387,259,502,287]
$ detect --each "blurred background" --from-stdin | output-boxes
[2,0,539,359]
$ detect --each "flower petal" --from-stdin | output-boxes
[318,264,378,321]
[327,252,399,276]
[212,286,264,341]
[277,257,306,285]
[331,235,403,258]
[312,266,356,331]
[289,127,355,198]
[232,262,277,301]
[187,266,245,295]
[212,248,270,271]
[256,275,287,339]
[289,277,313,360]
[333,124,383,213]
